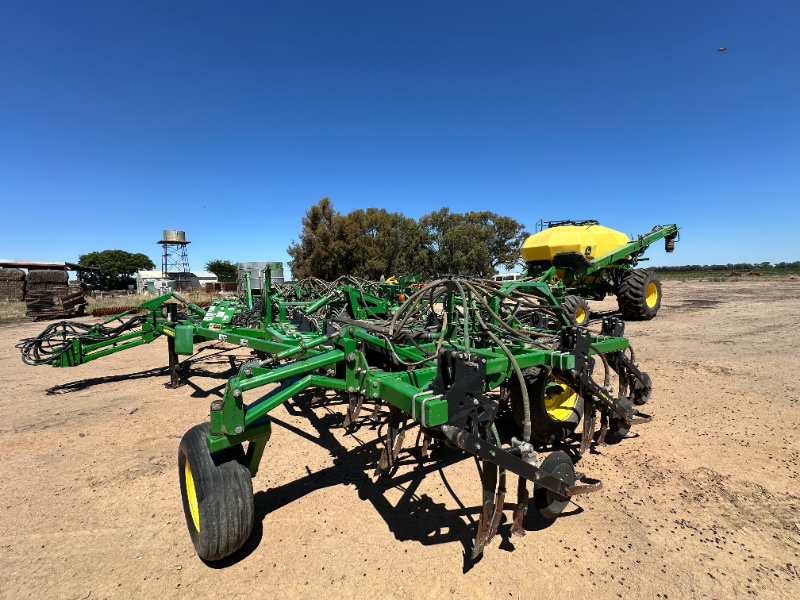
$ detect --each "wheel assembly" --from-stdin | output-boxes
[562,295,591,326]
[533,451,575,518]
[616,269,662,320]
[178,423,255,562]
[509,366,585,444]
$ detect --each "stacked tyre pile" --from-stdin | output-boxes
[25,270,70,314]
[0,268,26,300]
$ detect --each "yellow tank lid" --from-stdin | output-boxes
[521,224,630,265]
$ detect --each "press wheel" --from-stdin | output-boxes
[534,451,575,519]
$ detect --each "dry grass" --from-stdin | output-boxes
[85,289,218,309]
[0,299,27,325]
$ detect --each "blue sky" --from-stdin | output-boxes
[1,1,798,276]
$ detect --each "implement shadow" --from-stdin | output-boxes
[45,344,245,396]
[220,390,560,572]
[215,389,485,567]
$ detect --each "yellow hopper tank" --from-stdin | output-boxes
[521,224,630,265]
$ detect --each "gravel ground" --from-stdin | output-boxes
[1,279,798,599]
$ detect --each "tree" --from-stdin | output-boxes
[205,259,238,282]
[287,198,528,279]
[78,250,155,291]
[419,209,529,277]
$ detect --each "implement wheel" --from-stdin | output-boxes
[616,269,662,320]
[178,423,254,562]
[534,450,575,518]
[562,295,591,326]
[508,366,584,444]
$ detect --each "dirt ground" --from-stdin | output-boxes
[1,280,799,600]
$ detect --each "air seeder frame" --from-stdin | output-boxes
[19,263,655,561]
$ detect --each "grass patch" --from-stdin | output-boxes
[0,299,28,325]
[658,268,800,282]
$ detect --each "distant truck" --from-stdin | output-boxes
[520,220,679,323]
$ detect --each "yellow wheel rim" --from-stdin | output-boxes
[184,460,200,532]
[575,306,586,323]
[544,376,579,422]
[645,282,658,308]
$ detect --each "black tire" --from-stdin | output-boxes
[632,371,652,406]
[178,423,254,562]
[562,295,591,326]
[616,269,662,320]
[508,366,584,444]
[533,451,575,518]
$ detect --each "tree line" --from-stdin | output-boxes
[652,262,800,272]
[286,198,529,280]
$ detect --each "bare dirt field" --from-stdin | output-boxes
[1,280,799,600]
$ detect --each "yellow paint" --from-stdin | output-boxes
[575,307,586,323]
[163,328,175,337]
[646,282,658,307]
[521,224,630,264]
[544,376,579,422]
[184,460,200,532]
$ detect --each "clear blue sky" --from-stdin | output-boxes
[1,1,798,276]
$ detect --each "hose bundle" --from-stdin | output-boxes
[17,316,146,365]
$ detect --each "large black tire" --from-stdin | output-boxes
[616,269,662,320]
[178,423,254,562]
[508,366,584,444]
[562,295,591,326]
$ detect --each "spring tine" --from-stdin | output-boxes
[471,461,498,559]
[579,400,596,456]
[352,394,364,421]
[598,410,609,447]
[421,433,432,460]
[486,489,506,541]
[374,406,402,477]
[344,393,356,427]
[392,420,408,462]
[369,398,382,422]
[509,478,529,537]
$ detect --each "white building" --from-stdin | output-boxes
[136,270,218,293]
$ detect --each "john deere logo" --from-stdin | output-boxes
[584,246,592,256]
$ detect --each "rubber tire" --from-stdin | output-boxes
[508,366,585,444]
[562,295,591,326]
[632,371,652,406]
[178,423,254,562]
[533,451,575,518]
[616,269,662,320]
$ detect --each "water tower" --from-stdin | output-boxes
[158,230,191,289]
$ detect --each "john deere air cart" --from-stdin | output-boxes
[522,220,679,324]
[19,265,656,562]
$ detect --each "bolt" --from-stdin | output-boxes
[235,426,243,434]
[372,393,378,398]
[474,443,481,451]
[458,352,464,359]
[481,358,486,364]
[473,398,479,406]
[347,352,356,362]
[244,368,252,377]
[372,381,378,388]
[348,386,354,393]
[490,450,495,457]
[233,389,241,398]
[349,327,354,335]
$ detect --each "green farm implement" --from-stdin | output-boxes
[19,265,656,562]
[521,221,680,324]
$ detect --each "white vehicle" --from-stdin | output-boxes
[493,272,522,282]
